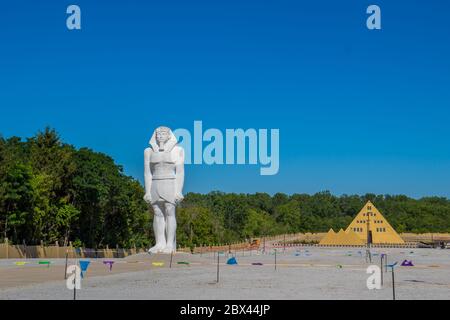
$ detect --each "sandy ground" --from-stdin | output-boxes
[0,247,449,300]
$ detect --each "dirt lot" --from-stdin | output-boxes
[0,247,449,300]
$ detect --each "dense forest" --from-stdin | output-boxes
[1,128,450,249]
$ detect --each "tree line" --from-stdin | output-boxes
[0,128,150,248]
[1,128,449,249]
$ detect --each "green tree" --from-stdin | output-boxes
[243,209,279,238]
[1,164,34,242]
[274,200,302,233]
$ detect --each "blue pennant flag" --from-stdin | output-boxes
[387,262,398,270]
[79,260,91,278]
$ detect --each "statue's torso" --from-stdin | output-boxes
[150,150,176,180]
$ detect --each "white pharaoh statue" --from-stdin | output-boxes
[143,126,185,254]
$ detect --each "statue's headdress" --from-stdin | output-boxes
[149,126,178,152]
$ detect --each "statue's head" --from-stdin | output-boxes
[149,126,178,152]
[155,126,171,145]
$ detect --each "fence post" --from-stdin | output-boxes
[40,240,44,259]
[56,241,59,259]
[5,238,8,259]
[263,237,266,254]
[69,241,73,258]
[22,239,27,259]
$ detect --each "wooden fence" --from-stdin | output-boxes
[2,232,449,258]
[0,239,146,259]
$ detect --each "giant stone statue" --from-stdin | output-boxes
[144,126,185,254]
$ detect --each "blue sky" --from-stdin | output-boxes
[1,0,450,198]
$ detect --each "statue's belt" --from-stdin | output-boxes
[152,175,176,180]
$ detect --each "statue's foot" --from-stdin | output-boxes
[148,243,166,254]
[162,246,175,254]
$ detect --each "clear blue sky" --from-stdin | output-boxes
[1,0,449,198]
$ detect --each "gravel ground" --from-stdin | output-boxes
[0,248,449,300]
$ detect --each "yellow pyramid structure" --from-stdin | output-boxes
[319,228,338,245]
[344,229,365,245]
[335,229,348,244]
[319,201,404,246]
[346,201,404,244]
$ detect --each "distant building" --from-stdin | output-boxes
[319,201,404,246]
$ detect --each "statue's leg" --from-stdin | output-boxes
[162,202,177,254]
[148,203,167,254]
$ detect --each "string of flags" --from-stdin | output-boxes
[10,250,421,276]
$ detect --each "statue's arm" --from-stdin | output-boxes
[144,148,153,201]
[175,147,185,199]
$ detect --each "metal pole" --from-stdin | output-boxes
[366,212,372,263]
[380,255,384,286]
[73,269,77,300]
[64,249,69,280]
[274,250,277,271]
[170,250,174,268]
[392,269,396,300]
[216,252,220,283]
